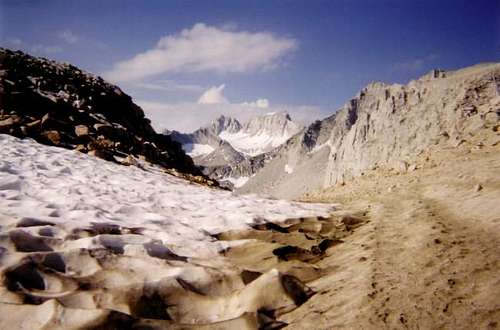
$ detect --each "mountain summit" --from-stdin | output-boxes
[210,115,242,135]
[220,112,301,156]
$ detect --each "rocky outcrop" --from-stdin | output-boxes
[239,63,500,198]
[0,48,214,185]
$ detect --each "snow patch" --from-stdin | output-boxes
[284,164,294,174]
[182,143,214,157]
[219,131,290,156]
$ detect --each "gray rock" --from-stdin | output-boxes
[239,63,500,199]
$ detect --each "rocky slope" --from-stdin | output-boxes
[239,63,500,199]
[0,48,214,185]
[170,112,302,188]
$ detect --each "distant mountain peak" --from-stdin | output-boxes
[241,111,300,141]
[218,111,302,157]
[210,115,241,135]
[168,110,304,189]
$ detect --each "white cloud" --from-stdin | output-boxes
[241,98,270,109]
[57,29,79,44]
[103,23,297,83]
[137,100,325,133]
[198,84,228,104]
[197,84,269,108]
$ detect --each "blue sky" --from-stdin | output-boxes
[1,0,499,132]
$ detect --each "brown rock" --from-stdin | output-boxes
[74,125,89,137]
[41,130,61,145]
[0,117,15,129]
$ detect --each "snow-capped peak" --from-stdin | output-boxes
[219,112,302,156]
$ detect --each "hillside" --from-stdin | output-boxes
[239,63,500,199]
[0,48,212,184]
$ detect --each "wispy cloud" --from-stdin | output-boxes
[6,38,23,46]
[132,80,205,93]
[57,29,79,44]
[2,37,62,55]
[103,23,297,83]
[31,44,63,55]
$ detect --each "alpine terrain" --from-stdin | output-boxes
[169,112,301,188]
[0,30,499,330]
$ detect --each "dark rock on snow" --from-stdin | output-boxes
[0,48,216,186]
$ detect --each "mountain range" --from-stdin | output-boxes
[169,112,302,188]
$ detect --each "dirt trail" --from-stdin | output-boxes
[281,143,500,329]
[361,191,500,329]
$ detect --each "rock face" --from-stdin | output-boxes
[0,48,211,183]
[169,112,302,188]
[239,63,500,198]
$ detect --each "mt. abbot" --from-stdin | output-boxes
[169,112,302,188]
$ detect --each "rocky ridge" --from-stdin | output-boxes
[239,63,500,198]
[0,48,215,186]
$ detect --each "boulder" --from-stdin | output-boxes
[0,117,16,132]
[74,125,89,137]
[41,130,61,145]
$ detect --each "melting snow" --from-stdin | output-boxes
[0,134,334,258]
